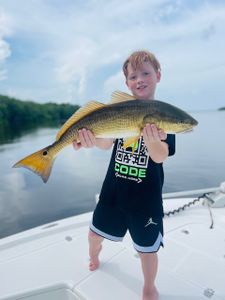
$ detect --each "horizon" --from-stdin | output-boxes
[1,93,224,113]
[0,0,225,111]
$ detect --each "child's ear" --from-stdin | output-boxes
[156,71,161,82]
[125,79,130,89]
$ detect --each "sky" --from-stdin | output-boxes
[0,0,225,110]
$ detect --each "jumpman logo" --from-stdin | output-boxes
[144,218,158,227]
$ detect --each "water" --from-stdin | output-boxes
[0,111,225,238]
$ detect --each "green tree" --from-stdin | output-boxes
[0,94,80,143]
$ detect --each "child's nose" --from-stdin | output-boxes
[137,76,144,83]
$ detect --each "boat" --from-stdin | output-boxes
[0,182,225,300]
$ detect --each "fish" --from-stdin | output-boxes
[13,91,198,183]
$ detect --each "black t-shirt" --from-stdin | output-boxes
[99,135,176,217]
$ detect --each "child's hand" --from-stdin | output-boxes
[143,124,167,144]
[73,129,96,150]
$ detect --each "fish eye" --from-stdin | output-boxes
[43,150,48,156]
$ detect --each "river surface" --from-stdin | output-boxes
[0,111,225,238]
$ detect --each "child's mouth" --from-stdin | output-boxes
[137,85,147,90]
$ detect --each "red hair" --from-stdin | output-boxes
[123,50,161,78]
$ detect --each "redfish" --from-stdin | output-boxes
[13,91,198,183]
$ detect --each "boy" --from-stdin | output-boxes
[73,50,175,300]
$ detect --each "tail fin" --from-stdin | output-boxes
[13,146,55,183]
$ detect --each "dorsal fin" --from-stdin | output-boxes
[56,101,105,141]
[109,90,136,104]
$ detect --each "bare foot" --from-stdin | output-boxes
[142,285,159,300]
[89,245,102,271]
[89,257,100,271]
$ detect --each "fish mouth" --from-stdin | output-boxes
[193,119,198,126]
[178,121,198,133]
[179,128,194,133]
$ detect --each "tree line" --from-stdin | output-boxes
[0,94,80,127]
[0,94,80,142]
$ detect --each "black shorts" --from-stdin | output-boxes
[90,202,164,253]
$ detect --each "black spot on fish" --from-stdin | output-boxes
[43,150,48,156]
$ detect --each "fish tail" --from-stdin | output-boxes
[13,146,55,183]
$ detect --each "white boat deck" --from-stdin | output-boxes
[0,196,225,300]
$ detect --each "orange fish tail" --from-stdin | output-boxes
[13,146,55,183]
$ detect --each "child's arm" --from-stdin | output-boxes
[73,129,113,150]
[143,124,169,163]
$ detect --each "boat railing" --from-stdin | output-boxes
[163,186,221,199]
[163,181,225,211]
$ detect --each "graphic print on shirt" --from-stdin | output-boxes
[114,137,149,183]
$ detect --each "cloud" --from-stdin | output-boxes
[0,10,12,80]
[55,37,97,96]
[104,71,128,97]
[0,0,225,109]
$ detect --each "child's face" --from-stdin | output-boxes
[126,61,161,100]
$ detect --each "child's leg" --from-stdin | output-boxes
[88,230,104,271]
[139,252,159,300]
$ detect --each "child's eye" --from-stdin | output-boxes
[129,75,136,80]
[143,72,150,76]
